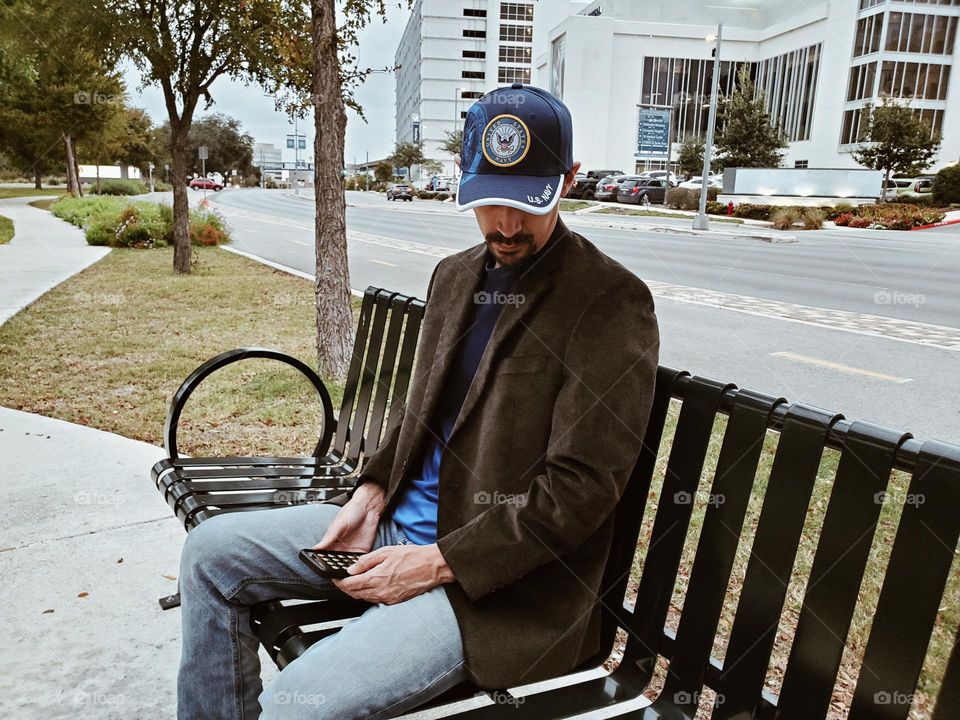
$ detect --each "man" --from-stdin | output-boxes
[177,84,659,720]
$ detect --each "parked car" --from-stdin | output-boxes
[386,184,414,201]
[642,170,679,187]
[189,177,223,191]
[594,175,635,202]
[617,178,669,205]
[881,179,911,202]
[568,169,626,200]
[678,176,722,190]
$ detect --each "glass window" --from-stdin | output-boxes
[908,13,926,52]
[462,70,484,79]
[499,46,532,63]
[499,24,532,42]
[463,29,486,38]
[462,50,485,59]
[500,3,534,22]
[887,12,903,51]
[497,66,530,84]
[463,8,486,17]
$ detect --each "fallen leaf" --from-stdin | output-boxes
[116,558,124,564]
[162,574,177,581]
[77,592,89,598]
[42,609,54,614]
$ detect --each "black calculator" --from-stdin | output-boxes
[299,548,365,579]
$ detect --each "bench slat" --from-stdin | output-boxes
[776,420,910,719]
[713,403,841,719]
[848,440,960,720]
[626,376,731,678]
[331,288,379,457]
[658,388,784,715]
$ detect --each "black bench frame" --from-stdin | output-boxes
[153,285,960,719]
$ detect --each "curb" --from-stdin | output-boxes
[645,224,798,243]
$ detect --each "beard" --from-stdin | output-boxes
[484,230,536,267]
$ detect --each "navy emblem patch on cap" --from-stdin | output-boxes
[481,115,530,168]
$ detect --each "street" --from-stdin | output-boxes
[201,188,960,443]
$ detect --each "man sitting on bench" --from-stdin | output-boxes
[177,84,661,720]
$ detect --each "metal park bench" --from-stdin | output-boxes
[152,286,960,719]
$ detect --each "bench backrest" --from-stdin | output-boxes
[600,368,960,719]
[330,287,425,465]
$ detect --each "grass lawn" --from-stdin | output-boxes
[559,199,597,212]
[0,247,351,457]
[0,214,12,244]
[596,205,744,224]
[0,187,67,199]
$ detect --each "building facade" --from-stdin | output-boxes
[540,0,959,173]
[395,0,589,179]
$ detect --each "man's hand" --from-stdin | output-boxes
[313,482,386,553]
[333,544,455,605]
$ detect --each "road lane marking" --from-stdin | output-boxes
[368,259,398,267]
[771,352,913,383]
[211,201,960,352]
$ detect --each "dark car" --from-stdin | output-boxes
[617,178,668,205]
[595,175,639,202]
[386,184,413,201]
[189,177,223,191]
[567,169,627,200]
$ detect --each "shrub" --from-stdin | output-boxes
[85,219,117,246]
[91,179,149,196]
[418,190,437,200]
[802,208,825,230]
[833,212,853,226]
[853,203,944,230]
[665,188,697,210]
[895,193,937,206]
[733,203,772,220]
[190,208,229,246]
[706,200,727,215]
[824,202,855,220]
[931,165,960,206]
[770,207,801,230]
[848,216,872,228]
[436,192,450,201]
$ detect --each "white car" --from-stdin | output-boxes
[678,176,722,190]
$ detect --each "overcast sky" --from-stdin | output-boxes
[123,4,411,167]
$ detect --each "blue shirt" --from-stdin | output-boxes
[390,257,520,544]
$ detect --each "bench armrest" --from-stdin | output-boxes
[163,347,336,460]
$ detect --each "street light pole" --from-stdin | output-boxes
[693,23,723,231]
[293,115,300,196]
[453,87,463,180]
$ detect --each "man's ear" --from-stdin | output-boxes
[560,161,582,198]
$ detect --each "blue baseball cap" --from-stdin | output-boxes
[456,84,574,216]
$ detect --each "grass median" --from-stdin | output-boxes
[0,214,12,244]
[0,246,351,457]
[0,187,67,199]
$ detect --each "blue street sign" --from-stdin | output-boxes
[636,107,671,157]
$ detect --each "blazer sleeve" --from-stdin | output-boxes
[436,277,660,602]
[326,261,443,505]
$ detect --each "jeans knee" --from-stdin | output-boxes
[259,673,334,720]
[179,514,237,588]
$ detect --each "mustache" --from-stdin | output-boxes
[485,231,535,246]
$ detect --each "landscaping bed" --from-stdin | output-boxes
[50,195,229,248]
[0,214,12,244]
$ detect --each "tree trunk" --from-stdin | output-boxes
[63,133,80,196]
[311,0,355,379]
[170,124,192,274]
[884,168,891,203]
[34,166,42,190]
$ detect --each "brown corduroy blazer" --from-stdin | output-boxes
[325,218,660,689]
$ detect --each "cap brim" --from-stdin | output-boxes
[455,172,565,215]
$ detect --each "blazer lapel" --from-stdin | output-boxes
[447,220,571,443]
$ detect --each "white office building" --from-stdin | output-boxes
[540,0,959,173]
[396,1,959,178]
[395,0,590,179]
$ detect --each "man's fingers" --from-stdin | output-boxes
[347,547,388,574]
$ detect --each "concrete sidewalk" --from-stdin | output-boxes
[0,195,110,324]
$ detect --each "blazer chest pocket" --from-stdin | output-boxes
[497,354,548,375]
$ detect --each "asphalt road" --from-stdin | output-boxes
[202,188,960,444]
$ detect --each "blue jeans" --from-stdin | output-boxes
[177,502,467,719]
